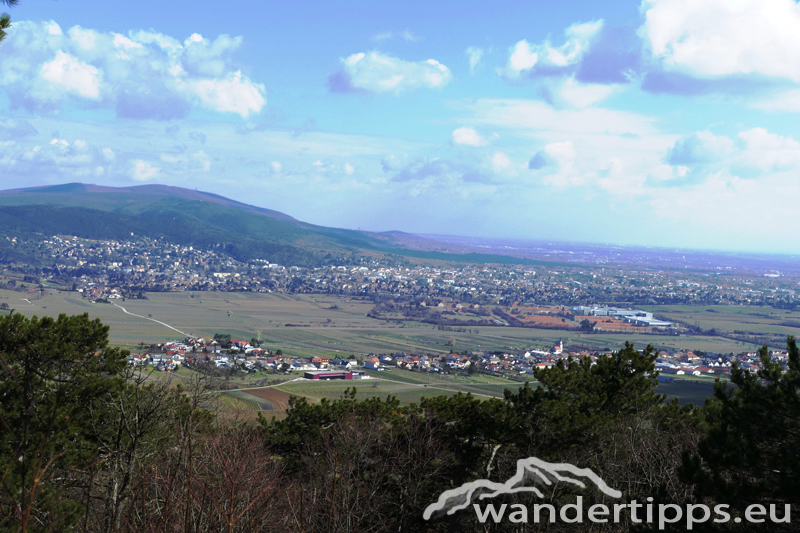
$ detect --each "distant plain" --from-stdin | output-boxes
[2,287,784,411]
[1,289,780,356]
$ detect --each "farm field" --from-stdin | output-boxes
[276,378,476,404]
[225,369,719,415]
[640,304,800,337]
[656,377,717,406]
[236,386,293,411]
[3,290,775,356]
[1,286,772,410]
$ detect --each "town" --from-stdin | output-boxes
[4,234,798,312]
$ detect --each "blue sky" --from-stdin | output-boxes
[1,0,800,254]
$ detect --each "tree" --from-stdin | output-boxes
[682,337,800,517]
[0,312,129,531]
[0,0,17,44]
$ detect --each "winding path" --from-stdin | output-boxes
[111,302,191,337]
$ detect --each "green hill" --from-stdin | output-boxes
[0,183,535,267]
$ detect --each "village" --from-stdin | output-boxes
[129,333,788,384]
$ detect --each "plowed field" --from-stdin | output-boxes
[239,387,293,411]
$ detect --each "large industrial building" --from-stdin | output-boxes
[572,306,672,328]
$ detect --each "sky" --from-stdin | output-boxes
[1,0,800,255]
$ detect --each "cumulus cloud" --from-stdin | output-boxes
[0,136,113,179]
[0,21,265,118]
[159,150,211,173]
[498,21,633,107]
[736,127,800,172]
[538,141,587,188]
[664,131,735,167]
[389,157,490,184]
[500,21,604,78]
[452,127,489,147]
[658,127,800,185]
[185,71,265,117]
[491,152,514,173]
[328,51,452,94]
[642,0,800,82]
[130,159,160,181]
[39,51,102,100]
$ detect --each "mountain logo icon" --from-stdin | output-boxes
[423,457,622,520]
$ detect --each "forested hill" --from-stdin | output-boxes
[0,183,535,267]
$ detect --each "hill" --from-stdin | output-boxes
[0,183,535,267]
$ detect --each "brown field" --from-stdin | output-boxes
[238,387,293,411]
[519,315,570,326]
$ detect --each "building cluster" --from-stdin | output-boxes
[572,306,673,328]
[127,333,793,387]
[4,234,798,310]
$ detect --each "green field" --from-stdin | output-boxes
[3,289,778,357]
[641,304,800,338]
[656,376,718,406]
[270,371,716,408]
[275,379,465,404]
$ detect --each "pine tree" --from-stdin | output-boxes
[0,0,17,43]
[0,312,128,530]
[682,337,800,513]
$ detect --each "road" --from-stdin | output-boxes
[111,301,191,337]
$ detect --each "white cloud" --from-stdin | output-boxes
[69,26,97,50]
[337,51,452,94]
[501,20,603,78]
[185,71,265,117]
[508,41,538,73]
[491,152,513,173]
[0,21,266,118]
[642,0,800,81]
[452,127,489,147]
[663,130,736,168]
[466,46,484,74]
[468,98,658,137]
[271,161,282,172]
[737,127,800,171]
[0,134,113,180]
[497,21,618,107]
[753,89,800,112]
[545,76,619,108]
[39,51,102,100]
[130,159,160,181]
[662,127,800,177]
[544,140,578,162]
[344,163,355,175]
[461,98,679,197]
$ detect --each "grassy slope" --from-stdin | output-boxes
[0,186,541,266]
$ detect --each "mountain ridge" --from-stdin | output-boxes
[0,183,535,267]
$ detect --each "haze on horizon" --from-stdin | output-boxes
[1,0,798,256]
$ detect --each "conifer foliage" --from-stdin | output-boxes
[683,337,800,515]
[0,0,17,43]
